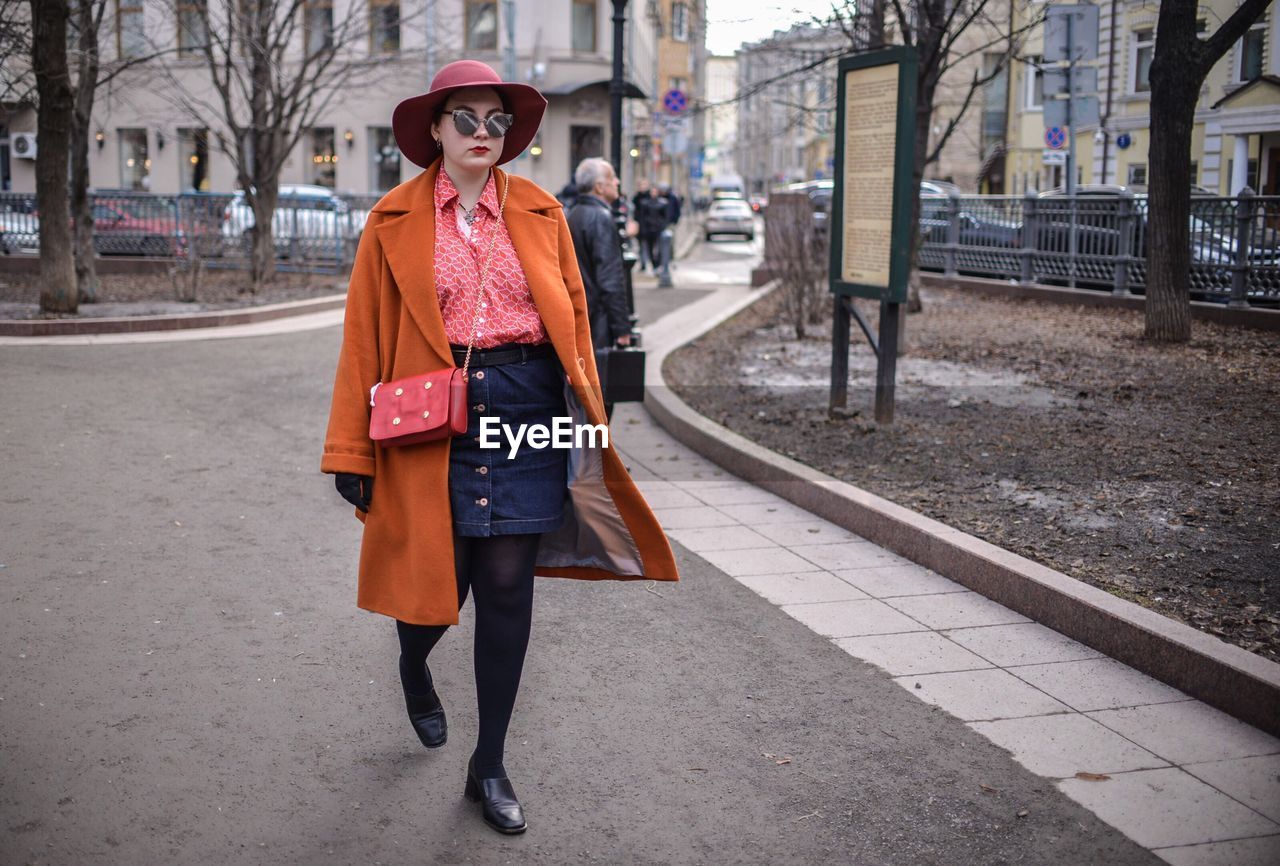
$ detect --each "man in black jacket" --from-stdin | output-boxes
[566,158,632,351]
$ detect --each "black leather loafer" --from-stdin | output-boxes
[464,758,527,834]
[399,664,446,749]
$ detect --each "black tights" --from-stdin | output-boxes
[396,532,541,779]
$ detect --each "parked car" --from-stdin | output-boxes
[704,198,756,241]
[749,194,768,214]
[1034,186,1280,293]
[221,184,368,258]
[918,196,1022,248]
[91,197,186,256]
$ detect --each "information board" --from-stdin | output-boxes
[829,47,918,303]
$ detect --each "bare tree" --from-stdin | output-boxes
[1144,0,1272,343]
[30,0,77,313]
[159,0,381,289]
[0,0,36,108]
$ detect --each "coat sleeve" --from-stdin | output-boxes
[320,215,384,477]
[553,207,607,413]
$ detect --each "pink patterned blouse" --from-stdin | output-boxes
[433,168,548,349]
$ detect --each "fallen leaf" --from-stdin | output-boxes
[1074,772,1111,782]
[775,758,792,765]
[1016,809,1029,818]
[979,784,999,794]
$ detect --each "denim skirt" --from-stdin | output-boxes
[448,347,570,537]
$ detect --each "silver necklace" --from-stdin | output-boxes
[460,201,480,226]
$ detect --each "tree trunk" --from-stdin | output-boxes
[1144,84,1197,341]
[1144,2,1200,343]
[31,0,76,314]
[249,182,278,290]
[70,0,101,303]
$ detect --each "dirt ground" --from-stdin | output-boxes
[0,266,345,318]
[665,285,1280,662]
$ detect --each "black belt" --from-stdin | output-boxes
[449,342,555,368]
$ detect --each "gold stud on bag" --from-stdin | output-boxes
[368,169,511,447]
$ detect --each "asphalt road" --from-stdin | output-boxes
[0,237,1155,863]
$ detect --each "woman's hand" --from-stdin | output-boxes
[335,473,374,513]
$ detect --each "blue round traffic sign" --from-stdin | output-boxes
[1045,126,1066,150]
[662,89,687,114]
[1116,133,1132,150]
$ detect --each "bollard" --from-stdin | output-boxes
[1229,187,1254,309]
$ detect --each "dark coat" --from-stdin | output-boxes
[566,193,631,348]
[637,193,672,237]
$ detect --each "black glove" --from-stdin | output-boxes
[335,473,373,513]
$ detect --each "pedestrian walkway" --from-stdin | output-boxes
[612,335,1280,864]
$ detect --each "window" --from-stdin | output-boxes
[671,2,688,42]
[572,0,596,52]
[1226,158,1260,190]
[369,0,399,54]
[1023,55,1044,109]
[369,127,400,191]
[1189,161,1198,186]
[1127,163,1147,186]
[466,0,497,51]
[1133,28,1154,93]
[670,76,688,93]
[116,0,146,59]
[305,0,334,55]
[177,1,208,57]
[118,128,150,190]
[1239,20,1266,81]
[311,127,336,188]
[178,128,209,191]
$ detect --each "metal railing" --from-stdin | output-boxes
[918,189,1280,305]
[0,189,381,274]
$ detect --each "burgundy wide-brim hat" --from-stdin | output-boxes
[392,60,547,168]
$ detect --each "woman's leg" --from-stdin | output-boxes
[467,532,541,779]
[396,532,474,693]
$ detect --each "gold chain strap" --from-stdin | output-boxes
[458,168,511,379]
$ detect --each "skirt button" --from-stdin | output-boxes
[477,497,489,506]
[477,466,488,475]
[474,370,485,380]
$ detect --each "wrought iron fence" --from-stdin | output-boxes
[918,189,1280,305]
[0,188,380,274]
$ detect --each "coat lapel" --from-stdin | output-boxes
[373,162,454,369]
[502,206,577,355]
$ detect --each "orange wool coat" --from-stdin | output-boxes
[321,159,680,625]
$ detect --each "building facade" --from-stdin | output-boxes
[1,0,663,196]
[699,54,737,196]
[1003,0,1280,195]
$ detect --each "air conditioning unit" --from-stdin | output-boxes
[10,132,36,160]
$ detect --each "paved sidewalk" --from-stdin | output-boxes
[616,274,1280,865]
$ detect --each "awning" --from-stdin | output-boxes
[543,78,648,99]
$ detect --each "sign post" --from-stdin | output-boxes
[829,47,918,425]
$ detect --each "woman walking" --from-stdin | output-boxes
[321,61,679,835]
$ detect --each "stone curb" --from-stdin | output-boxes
[0,293,348,337]
[642,280,1280,737]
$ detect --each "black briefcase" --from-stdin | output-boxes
[594,347,646,404]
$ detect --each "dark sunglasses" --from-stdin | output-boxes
[448,109,514,138]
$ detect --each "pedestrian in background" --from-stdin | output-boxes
[636,186,671,275]
[631,178,653,271]
[321,60,678,836]
[566,158,633,353]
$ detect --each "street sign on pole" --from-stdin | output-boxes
[1044,95,1099,128]
[1044,4,1099,62]
[662,89,687,113]
[1042,149,1066,166]
[1045,126,1067,149]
